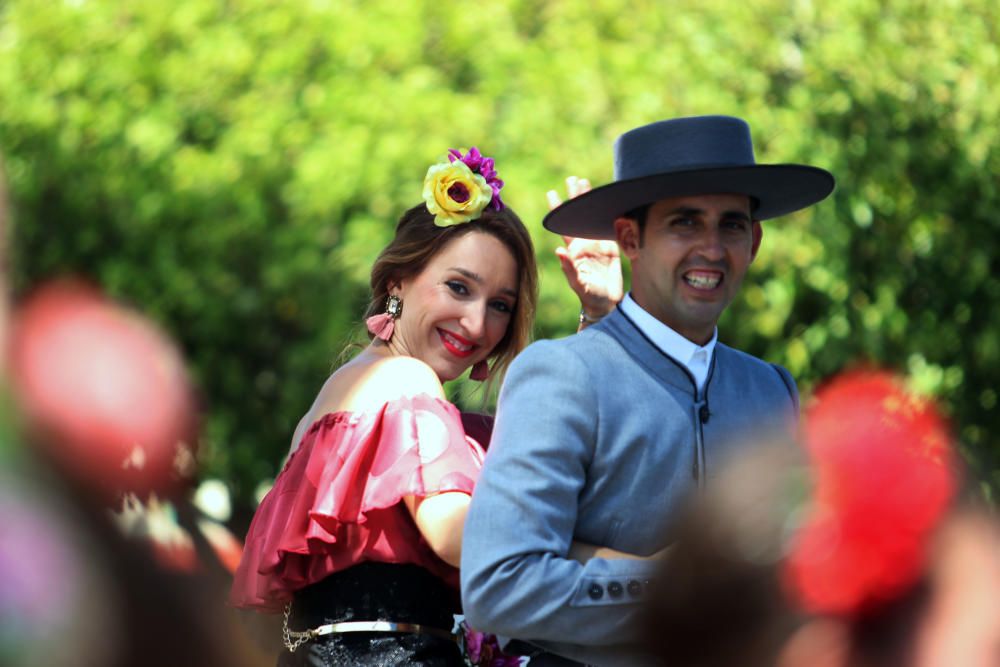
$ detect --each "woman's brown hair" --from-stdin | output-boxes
[363,203,538,385]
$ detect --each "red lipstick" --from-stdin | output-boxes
[438,328,476,358]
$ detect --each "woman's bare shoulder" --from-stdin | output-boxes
[312,353,445,417]
[356,355,446,403]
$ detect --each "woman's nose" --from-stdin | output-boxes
[461,302,487,339]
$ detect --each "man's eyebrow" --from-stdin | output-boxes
[450,267,517,299]
[664,206,704,218]
[664,207,751,221]
[721,210,752,222]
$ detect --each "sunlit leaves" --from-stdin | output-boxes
[0,0,997,504]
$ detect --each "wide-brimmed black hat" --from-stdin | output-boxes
[543,115,835,239]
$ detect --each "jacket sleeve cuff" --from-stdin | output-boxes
[570,558,660,607]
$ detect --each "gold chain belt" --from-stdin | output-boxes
[282,604,457,653]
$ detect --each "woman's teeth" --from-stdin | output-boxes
[442,331,471,351]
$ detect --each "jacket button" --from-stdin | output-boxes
[607,581,624,598]
[627,580,642,597]
[587,583,604,600]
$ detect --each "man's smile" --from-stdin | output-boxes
[683,269,723,291]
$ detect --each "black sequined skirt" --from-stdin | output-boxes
[277,562,464,667]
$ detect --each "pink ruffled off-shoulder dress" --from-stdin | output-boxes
[231,394,490,666]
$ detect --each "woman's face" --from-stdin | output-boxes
[391,231,518,381]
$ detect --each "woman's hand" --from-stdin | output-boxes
[547,177,624,329]
[569,540,669,563]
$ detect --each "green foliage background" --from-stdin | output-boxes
[1,0,997,509]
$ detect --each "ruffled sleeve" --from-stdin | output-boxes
[230,394,485,612]
[460,412,494,451]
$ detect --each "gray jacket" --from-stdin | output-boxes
[461,306,797,666]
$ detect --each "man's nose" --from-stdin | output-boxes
[694,226,725,261]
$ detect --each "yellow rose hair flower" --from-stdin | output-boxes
[422,147,505,227]
[422,160,493,226]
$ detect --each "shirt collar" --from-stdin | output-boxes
[619,293,718,367]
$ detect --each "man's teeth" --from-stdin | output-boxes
[443,331,471,351]
[685,273,721,289]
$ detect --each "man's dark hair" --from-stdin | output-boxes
[623,203,651,245]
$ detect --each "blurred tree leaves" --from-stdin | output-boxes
[0,0,997,505]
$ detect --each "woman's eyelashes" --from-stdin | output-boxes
[490,299,513,314]
[445,279,469,296]
[445,280,513,315]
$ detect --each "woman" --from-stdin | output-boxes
[231,148,616,665]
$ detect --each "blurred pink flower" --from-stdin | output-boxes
[461,621,523,666]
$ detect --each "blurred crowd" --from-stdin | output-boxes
[641,371,1000,667]
[0,160,273,666]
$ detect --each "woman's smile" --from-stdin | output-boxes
[438,328,476,358]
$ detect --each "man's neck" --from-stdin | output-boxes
[620,295,718,391]
[629,295,714,346]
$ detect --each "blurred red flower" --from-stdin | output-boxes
[8,280,197,504]
[785,369,959,616]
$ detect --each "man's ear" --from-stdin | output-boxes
[614,217,642,261]
[750,220,763,263]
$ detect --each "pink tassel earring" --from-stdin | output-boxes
[470,360,490,382]
[366,294,402,341]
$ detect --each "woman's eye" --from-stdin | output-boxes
[446,280,469,295]
[491,300,513,314]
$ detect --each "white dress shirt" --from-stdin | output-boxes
[618,293,717,392]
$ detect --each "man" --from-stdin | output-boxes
[461,116,835,666]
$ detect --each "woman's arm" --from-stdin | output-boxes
[405,495,663,569]
[569,541,669,562]
[404,492,471,567]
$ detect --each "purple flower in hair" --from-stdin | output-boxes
[448,147,505,211]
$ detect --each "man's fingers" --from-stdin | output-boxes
[554,249,577,280]
[549,176,592,210]
[546,190,562,210]
[565,176,579,197]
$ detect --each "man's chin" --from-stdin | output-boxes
[683,300,728,323]
[673,311,724,342]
